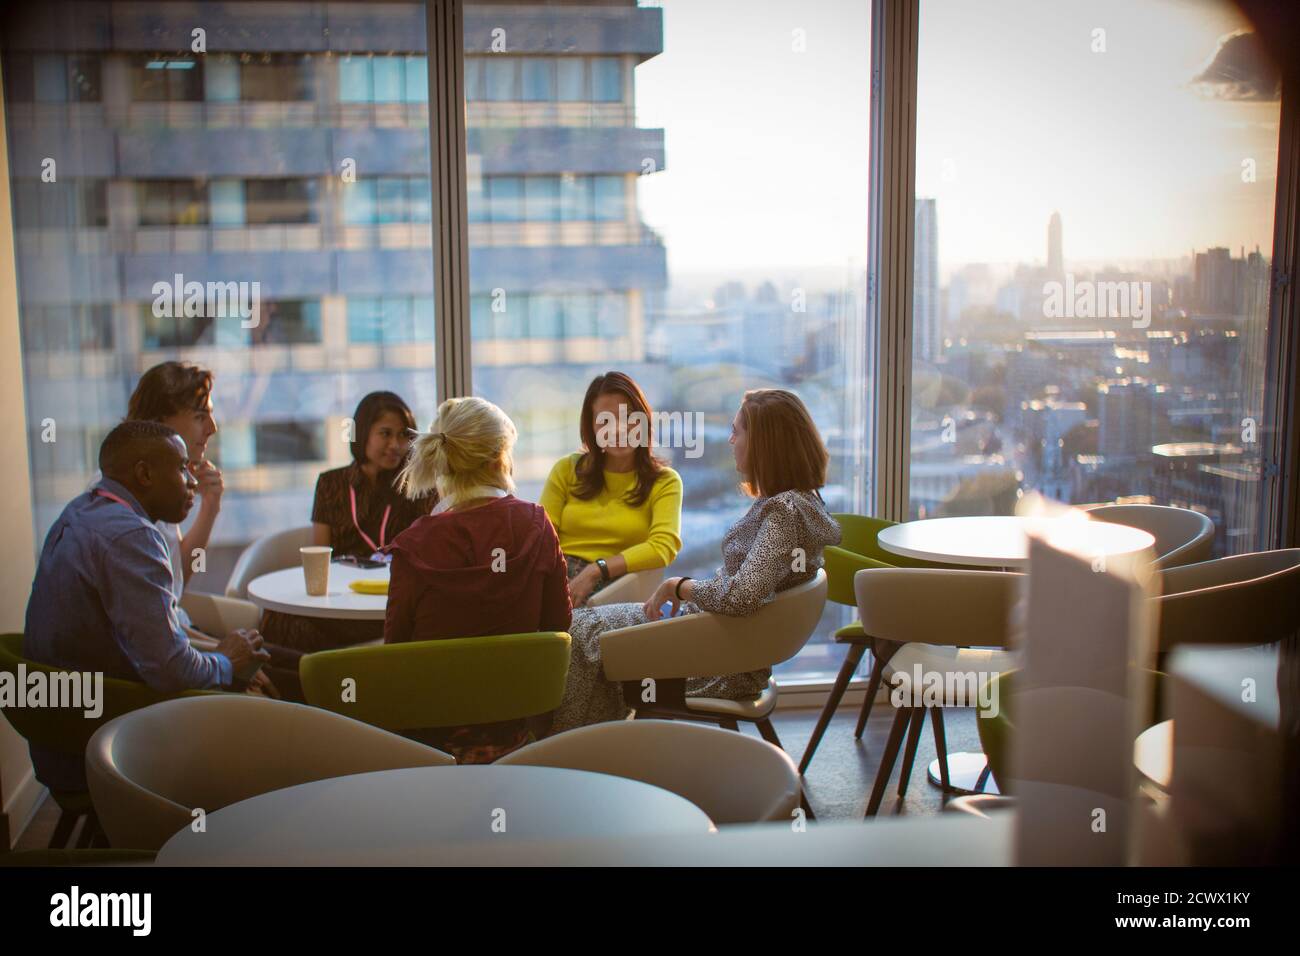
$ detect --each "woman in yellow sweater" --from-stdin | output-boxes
[540,371,683,606]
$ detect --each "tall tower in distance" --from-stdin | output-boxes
[914,197,940,363]
[1047,211,1064,276]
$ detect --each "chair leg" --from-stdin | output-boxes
[897,707,927,799]
[854,639,900,740]
[931,706,951,791]
[48,808,81,850]
[755,716,784,751]
[799,641,865,774]
[719,718,740,731]
[74,811,98,849]
[865,705,911,817]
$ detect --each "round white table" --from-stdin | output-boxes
[246,563,390,620]
[876,514,1156,795]
[157,765,716,865]
[876,515,1155,569]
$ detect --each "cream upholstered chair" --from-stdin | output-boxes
[855,567,1021,816]
[1157,549,1300,652]
[86,695,453,851]
[499,719,800,824]
[599,570,827,751]
[1086,504,1214,570]
[180,591,261,635]
[587,568,665,607]
[224,525,315,600]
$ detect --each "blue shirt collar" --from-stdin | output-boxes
[91,477,151,521]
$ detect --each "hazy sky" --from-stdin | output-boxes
[634,0,1280,277]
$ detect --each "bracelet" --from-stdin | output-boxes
[674,576,692,601]
[596,558,610,582]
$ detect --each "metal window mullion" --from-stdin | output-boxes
[427,0,471,402]
[868,0,919,522]
[1261,66,1300,548]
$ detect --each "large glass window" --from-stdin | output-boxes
[466,1,874,682]
[911,0,1281,559]
[7,1,438,572]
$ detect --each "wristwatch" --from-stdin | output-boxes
[596,558,610,581]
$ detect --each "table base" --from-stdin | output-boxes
[927,752,1000,796]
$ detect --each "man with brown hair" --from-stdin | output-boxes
[126,361,224,593]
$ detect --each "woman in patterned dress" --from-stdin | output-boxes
[550,388,842,733]
[259,391,436,654]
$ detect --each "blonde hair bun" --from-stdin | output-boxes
[398,396,517,502]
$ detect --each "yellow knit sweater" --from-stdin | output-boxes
[539,454,683,571]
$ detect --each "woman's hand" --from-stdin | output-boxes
[569,564,602,607]
[643,577,683,621]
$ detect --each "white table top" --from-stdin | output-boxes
[1134,719,1173,790]
[877,515,1155,568]
[157,765,716,866]
[246,563,389,620]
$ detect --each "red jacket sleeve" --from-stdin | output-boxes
[383,551,417,644]
[539,520,573,634]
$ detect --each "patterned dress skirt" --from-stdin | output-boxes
[550,601,771,734]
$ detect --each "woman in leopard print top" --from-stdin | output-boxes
[550,389,841,733]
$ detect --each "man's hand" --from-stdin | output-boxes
[191,459,225,508]
[244,670,280,699]
[642,577,683,621]
[216,627,271,674]
[569,564,602,607]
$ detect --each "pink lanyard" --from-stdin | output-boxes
[94,489,135,509]
[349,485,391,553]
[95,488,182,540]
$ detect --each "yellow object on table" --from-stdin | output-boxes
[348,579,389,595]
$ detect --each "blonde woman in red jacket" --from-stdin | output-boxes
[384,396,572,762]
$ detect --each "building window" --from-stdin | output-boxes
[347,296,436,344]
[250,300,322,345]
[131,55,204,102]
[556,58,585,102]
[20,304,113,351]
[342,178,433,225]
[484,56,519,101]
[521,58,556,101]
[338,54,429,104]
[590,57,622,102]
[240,53,315,101]
[255,422,326,464]
[12,179,107,229]
[592,175,625,221]
[1,53,102,102]
[243,179,317,225]
[136,180,209,227]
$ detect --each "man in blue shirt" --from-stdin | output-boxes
[24,420,270,790]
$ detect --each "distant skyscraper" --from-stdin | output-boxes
[1194,246,1244,315]
[914,197,939,362]
[1047,211,1063,276]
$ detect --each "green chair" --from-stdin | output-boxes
[0,633,216,849]
[299,632,571,751]
[974,668,1168,796]
[799,515,938,773]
